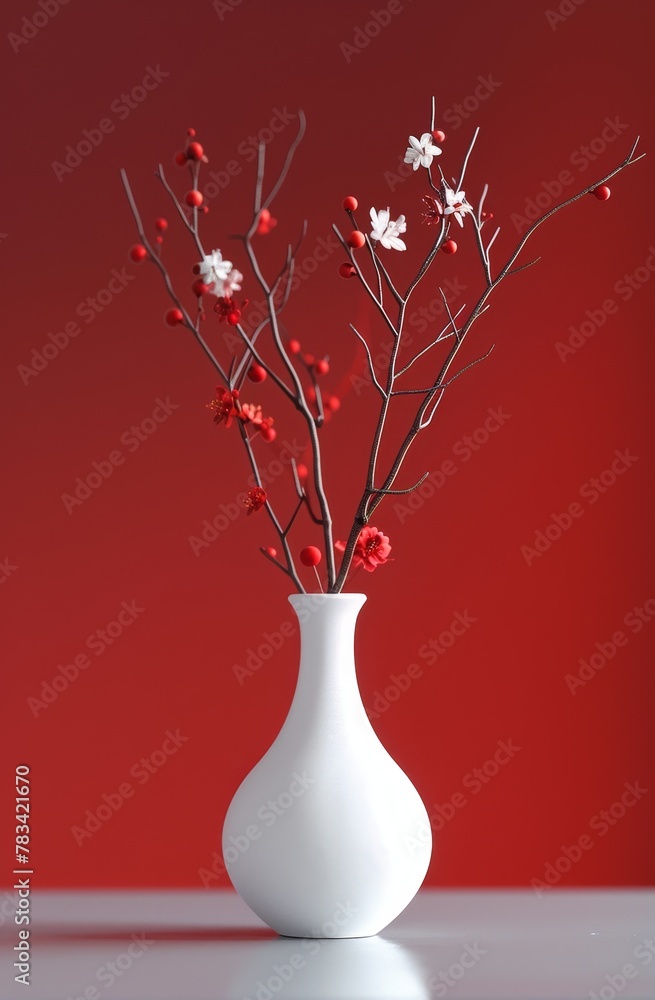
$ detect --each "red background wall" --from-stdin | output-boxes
[1,0,654,890]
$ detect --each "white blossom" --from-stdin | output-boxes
[197,250,242,296]
[222,268,243,296]
[197,250,232,294]
[404,132,442,171]
[370,207,407,251]
[443,187,473,228]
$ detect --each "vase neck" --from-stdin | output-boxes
[286,594,367,724]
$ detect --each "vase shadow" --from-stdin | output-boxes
[30,925,277,943]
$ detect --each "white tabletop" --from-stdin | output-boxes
[0,889,653,999]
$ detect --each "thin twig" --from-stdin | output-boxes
[350,324,387,399]
[371,472,430,496]
[156,165,205,259]
[396,305,467,377]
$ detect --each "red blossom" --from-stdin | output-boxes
[256,208,278,235]
[421,195,443,225]
[244,487,267,515]
[336,526,392,572]
[239,404,275,437]
[214,296,248,324]
[239,403,264,426]
[207,385,239,428]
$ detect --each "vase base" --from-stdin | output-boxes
[277,930,381,940]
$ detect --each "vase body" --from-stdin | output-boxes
[222,593,432,938]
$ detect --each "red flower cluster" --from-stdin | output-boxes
[240,403,276,442]
[421,195,443,225]
[336,527,392,572]
[244,487,267,515]
[214,296,248,326]
[207,386,239,428]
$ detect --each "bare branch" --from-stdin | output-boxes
[507,257,541,277]
[349,324,387,399]
[291,458,323,525]
[487,226,500,255]
[232,316,271,386]
[250,110,307,228]
[236,420,304,592]
[121,169,228,382]
[396,305,467,378]
[259,546,287,572]
[457,126,480,191]
[282,496,305,537]
[446,345,495,386]
[156,165,205,258]
[439,287,461,344]
[371,472,430,496]
[333,224,400,340]
[232,322,295,400]
[392,346,494,398]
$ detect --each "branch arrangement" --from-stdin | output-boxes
[121,101,644,594]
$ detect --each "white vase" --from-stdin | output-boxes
[222,593,432,938]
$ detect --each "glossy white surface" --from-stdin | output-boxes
[0,889,653,999]
[223,594,431,937]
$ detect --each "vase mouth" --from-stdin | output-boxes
[288,592,367,605]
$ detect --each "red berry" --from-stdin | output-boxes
[185,190,203,207]
[296,463,308,480]
[325,395,341,412]
[174,151,188,166]
[227,310,241,326]
[593,185,611,201]
[247,363,267,383]
[155,236,163,245]
[338,262,357,278]
[192,279,210,297]
[261,425,276,442]
[442,239,458,255]
[165,308,184,326]
[347,230,366,249]
[343,196,358,212]
[432,129,446,143]
[187,127,196,137]
[187,141,204,161]
[306,387,316,403]
[315,359,329,376]
[287,339,301,354]
[264,546,277,559]
[155,217,168,232]
[303,353,315,366]
[300,546,322,567]
[129,244,147,263]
